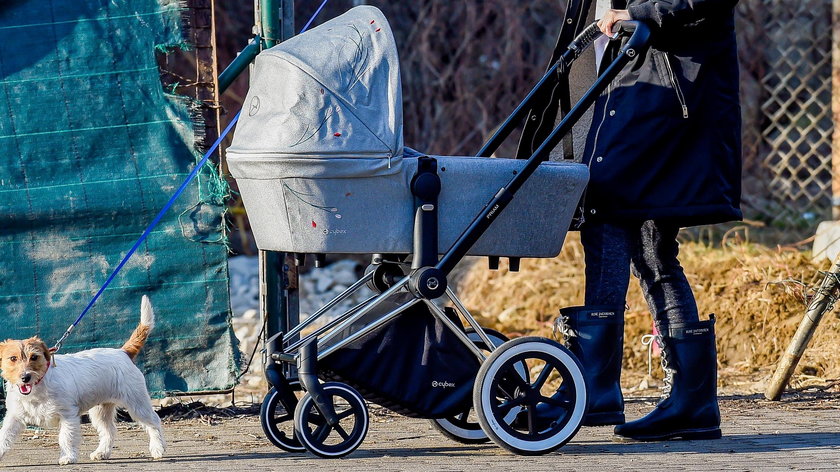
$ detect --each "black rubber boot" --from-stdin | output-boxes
[513,305,625,430]
[614,315,721,441]
[557,306,626,426]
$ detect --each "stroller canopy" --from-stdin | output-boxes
[228,6,404,179]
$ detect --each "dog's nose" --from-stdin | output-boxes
[21,373,31,383]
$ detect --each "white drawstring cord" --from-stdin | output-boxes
[552,314,574,346]
[641,333,657,376]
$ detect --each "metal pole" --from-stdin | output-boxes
[217,38,261,93]
[259,251,285,340]
[765,261,840,400]
[260,0,281,48]
[257,0,284,342]
[257,0,295,381]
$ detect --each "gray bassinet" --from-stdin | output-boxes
[227,6,588,258]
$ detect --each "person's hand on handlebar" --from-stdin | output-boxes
[597,9,631,38]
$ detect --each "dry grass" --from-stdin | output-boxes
[457,228,840,394]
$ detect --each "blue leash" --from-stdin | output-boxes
[52,0,331,352]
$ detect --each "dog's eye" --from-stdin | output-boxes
[8,356,17,362]
[30,354,39,361]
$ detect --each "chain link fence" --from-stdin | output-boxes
[738,0,834,221]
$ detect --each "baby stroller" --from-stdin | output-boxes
[227,5,650,457]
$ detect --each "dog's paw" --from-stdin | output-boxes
[90,449,111,461]
[150,444,165,460]
[58,455,78,466]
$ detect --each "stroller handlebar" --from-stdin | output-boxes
[567,20,652,62]
[568,22,602,57]
[615,20,640,35]
[615,20,652,53]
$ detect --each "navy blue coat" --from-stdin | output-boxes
[581,0,742,227]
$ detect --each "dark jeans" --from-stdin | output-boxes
[580,220,699,332]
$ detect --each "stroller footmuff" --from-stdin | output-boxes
[229,5,652,458]
[319,293,479,419]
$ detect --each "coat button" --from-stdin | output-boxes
[609,110,616,117]
[596,156,603,163]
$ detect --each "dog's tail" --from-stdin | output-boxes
[122,295,155,361]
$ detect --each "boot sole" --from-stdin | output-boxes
[583,411,625,426]
[614,427,722,442]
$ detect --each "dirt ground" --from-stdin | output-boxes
[2,393,838,471]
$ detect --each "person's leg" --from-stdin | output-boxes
[615,220,720,441]
[629,220,698,332]
[581,221,635,307]
[560,222,635,425]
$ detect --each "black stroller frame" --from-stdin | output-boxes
[257,19,652,458]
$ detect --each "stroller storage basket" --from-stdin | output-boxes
[318,293,479,419]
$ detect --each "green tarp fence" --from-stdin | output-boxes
[0,0,238,404]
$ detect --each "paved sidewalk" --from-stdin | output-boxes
[2,394,838,471]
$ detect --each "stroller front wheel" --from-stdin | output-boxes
[473,336,587,455]
[294,382,369,458]
[260,385,306,452]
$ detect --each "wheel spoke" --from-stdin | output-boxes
[505,364,530,390]
[271,413,292,425]
[334,423,351,441]
[533,364,554,391]
[309,412,325,425]
[337,408,355,420]
[526,404,536,435]
[496,397,525,416]
[541,394,573,409]
[312,422,330,443]
[495,364,528,399]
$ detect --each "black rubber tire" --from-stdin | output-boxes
[260,386,305,452]
[294,382,369,458]
[430,327,508,444]
[473,336,587,455]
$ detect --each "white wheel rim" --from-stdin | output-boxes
[479,341,586,452]
[263,389,306,451]
[297,384,368,457]
[433,417,486,441]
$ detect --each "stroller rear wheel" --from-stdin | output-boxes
[430,327,521,444]
[473,337,586,455]
[294,382,369,458]
[260,385,305,452]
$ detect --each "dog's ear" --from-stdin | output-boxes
[40,340,52,365]
[26,337,51,364]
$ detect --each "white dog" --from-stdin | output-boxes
[0,296,165,465]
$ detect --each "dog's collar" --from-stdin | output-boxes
[33,360,50,386]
